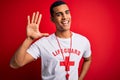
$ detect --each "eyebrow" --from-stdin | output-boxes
[65,10,70,12]
[55,10,70,14]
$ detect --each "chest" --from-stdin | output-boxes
[40,38,86,64]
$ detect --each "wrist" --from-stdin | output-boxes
[79,78,83,80]
[79,75,84,80]
[25,37,34,43]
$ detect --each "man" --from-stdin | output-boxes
[10,1,92,80]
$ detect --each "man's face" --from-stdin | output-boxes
[52,4,71,31]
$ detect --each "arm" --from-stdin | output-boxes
[79,55,92,80]
[10,12,49,69]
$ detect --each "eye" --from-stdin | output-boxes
[56,12,62,17]
[65,10,70,14]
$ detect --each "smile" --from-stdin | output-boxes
[61,20,69,25]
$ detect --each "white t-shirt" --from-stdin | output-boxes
[27,32,91,80]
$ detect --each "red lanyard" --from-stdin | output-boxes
[55,34,72,80]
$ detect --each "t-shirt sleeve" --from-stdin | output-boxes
[27,43,41,60]
[83,38,92,58]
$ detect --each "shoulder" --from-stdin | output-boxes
[72,32,91,47]
[72,32,91,46]
[72,32,89,41]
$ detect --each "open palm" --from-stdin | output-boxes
[27,12,49,40]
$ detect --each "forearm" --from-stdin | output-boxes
[79,56,92,80]
[10,12,45,69]
[10,38,33,68]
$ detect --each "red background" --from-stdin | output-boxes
[0,0,120,80]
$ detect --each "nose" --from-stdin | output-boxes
[62,13,67,20]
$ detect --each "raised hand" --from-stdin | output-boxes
[27,11,49,40]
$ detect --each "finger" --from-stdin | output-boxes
[31,12,35,23]
[37,14,42,25]
[34,11,39,23]
[27,15,30,24]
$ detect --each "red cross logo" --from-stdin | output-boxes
[60,56,75,71]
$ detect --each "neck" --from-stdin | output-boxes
[55,30,72,39]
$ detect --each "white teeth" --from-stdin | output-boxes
[62,21,69,25]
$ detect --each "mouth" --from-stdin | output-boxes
[61,20,69,26]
